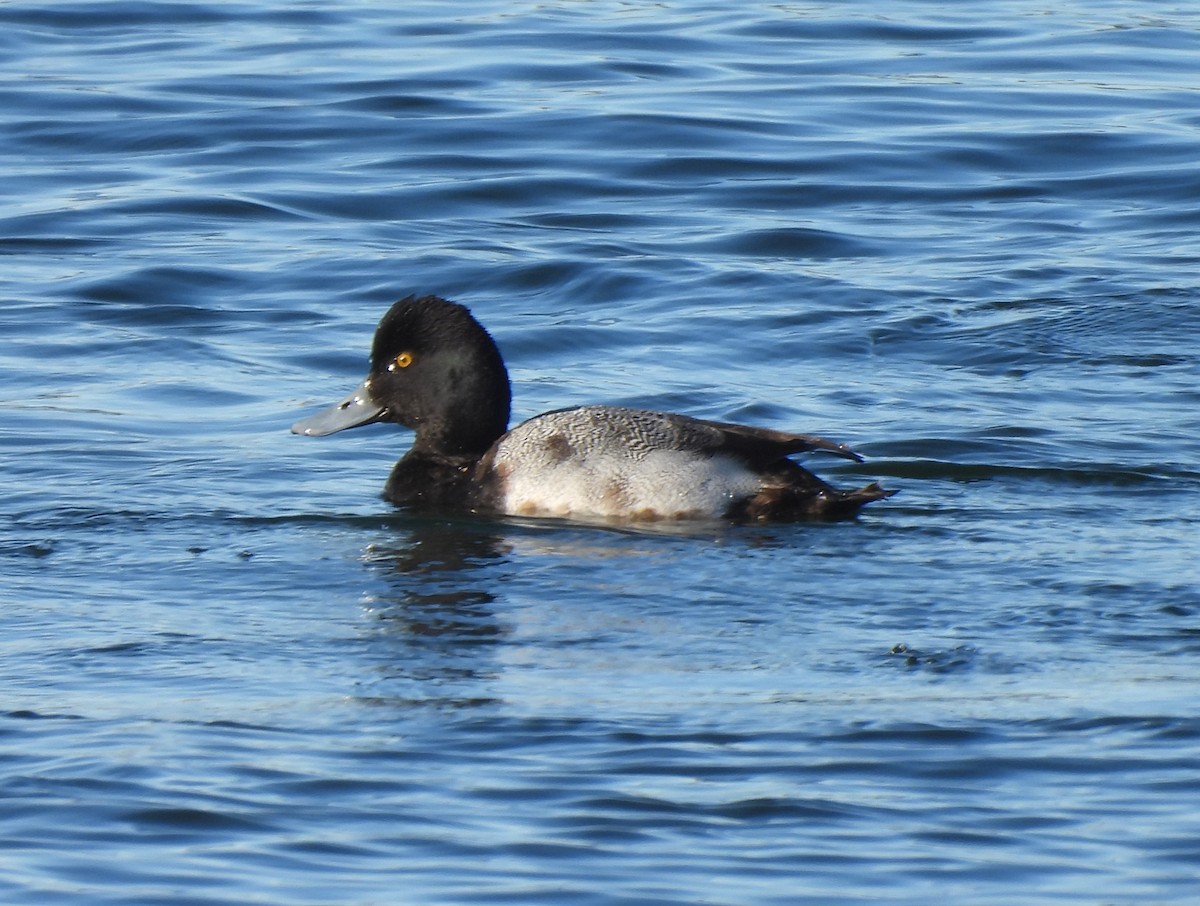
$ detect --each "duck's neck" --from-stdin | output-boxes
[409,424,501,459]
[384,448,480,509]
[408,351,512,457]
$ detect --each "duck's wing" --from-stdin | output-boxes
[525,406,864,466]
[697,417,864,465]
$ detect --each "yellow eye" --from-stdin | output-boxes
[389,351,414,371]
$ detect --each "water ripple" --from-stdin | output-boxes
[4,1,1200,904]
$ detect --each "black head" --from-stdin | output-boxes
[368,294,512,452]
[292,295,512,457]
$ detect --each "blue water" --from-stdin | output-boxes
[4,1,1200,903]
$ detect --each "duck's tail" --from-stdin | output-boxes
[734,476,897,522]
[817,481,898,520]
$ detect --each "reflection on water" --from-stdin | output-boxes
[4,0,1200,902]
[357,517,513,707]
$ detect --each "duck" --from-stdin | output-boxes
[292,294,895,523]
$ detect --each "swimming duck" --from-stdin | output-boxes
[292,295,895,522]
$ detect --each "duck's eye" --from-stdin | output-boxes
[388,352,414,371]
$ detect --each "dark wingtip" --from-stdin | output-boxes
[835,442,865,464]
[802,435,864,463]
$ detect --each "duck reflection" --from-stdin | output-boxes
[356,516,513,707]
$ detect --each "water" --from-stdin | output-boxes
[4,1,1200,902]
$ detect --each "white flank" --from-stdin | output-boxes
[491,408,763,521]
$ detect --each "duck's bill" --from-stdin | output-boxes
[291,380,385,437]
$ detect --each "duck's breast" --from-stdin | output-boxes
[484,406,763,521]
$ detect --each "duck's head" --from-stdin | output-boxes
[292,295,512,456]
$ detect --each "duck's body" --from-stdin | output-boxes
[293,295,894,523]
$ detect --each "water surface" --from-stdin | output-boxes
[3,1,1200,903]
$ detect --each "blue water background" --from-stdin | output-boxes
[3,1,1200,903]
